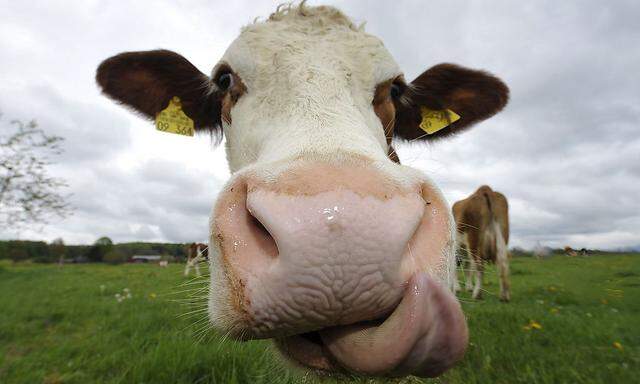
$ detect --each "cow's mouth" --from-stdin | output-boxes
[275,273,468,378]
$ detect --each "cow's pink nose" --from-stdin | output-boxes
[212,162,451,336]
[246,184,424,266]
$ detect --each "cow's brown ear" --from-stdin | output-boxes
[394,63,509,141]
[96,49,221,134]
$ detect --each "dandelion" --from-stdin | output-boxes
[548,286,557,292]
[523,320,542,331]
[149,293,157,299]
[100,284,106,294]
[536,299,545,305]
[613,341,623,351]
[586,312,593,318]
[530,320,542,330]
[550,307,559,314]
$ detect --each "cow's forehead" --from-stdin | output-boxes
[219,6,401,92]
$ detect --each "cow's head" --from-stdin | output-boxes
[96,4,508,378]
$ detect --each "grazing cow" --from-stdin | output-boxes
[452,186,510,302]
[96,3,508,378]
[185,242,208,277]
[564,246,577,257]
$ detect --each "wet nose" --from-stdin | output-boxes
[211,162,452,336]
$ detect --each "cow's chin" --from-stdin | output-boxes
[273,273,468,378]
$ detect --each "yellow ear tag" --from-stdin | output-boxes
[155,96,195,136]
[419,107,461,135]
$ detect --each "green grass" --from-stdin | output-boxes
[0,254,638,383]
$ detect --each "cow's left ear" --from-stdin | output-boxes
[394,63,509,141]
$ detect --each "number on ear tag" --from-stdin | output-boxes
[419,107,461,135]
[155,96,195,136]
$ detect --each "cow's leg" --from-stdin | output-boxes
[472,260,484,300]
[466,231,483,300]
[194,255,202,277]
[495,222,511,302]
[464,244,474,292]
[452,272,461,293]
[452,232,464,293]
[184,257,192,276]
[192,246,204,277]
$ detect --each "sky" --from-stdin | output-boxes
[1,0,638,250]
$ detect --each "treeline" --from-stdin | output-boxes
[0,238,190,264]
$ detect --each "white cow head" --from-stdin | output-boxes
[97,3,508,378]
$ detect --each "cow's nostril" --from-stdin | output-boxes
[246,204,279,259]
[249,212,270,237]
[300,331,323,346]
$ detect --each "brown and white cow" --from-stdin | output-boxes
[452,185,511,302]
[184,242,208,277]
[96,4,508,378]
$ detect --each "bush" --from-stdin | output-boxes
[103,250,128,264]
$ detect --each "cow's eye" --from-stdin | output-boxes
[217,72,234,91]
[390,82,403,99]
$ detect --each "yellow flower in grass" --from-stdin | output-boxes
[523,320,542,331]
[613,342,623,351]
[550,307,559,314]
[548,286,557,292]
[149,293,157,299]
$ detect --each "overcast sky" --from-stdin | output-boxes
[1,0,638,250]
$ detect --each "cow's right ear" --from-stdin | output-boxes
[96,49,221,134]
[393,63,509,141]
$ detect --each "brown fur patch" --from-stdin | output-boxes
[220,71,247,125]
[373,79,401,163]
[373,79,396,145]
[388,145,400,164]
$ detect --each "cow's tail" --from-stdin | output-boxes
[484,190,507,259]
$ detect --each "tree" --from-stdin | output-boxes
[103,250,127,264]
[51,237,66,264]
[86,236,113,262]
[0,115,72,229]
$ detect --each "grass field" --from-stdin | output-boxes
[0,254,638,383]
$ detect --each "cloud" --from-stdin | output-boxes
[1,0,638,250]
[1,84,132,165]
[2,156,224,244]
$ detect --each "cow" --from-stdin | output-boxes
[95,3,508,378]
[452,185,510,302]
[185,242,208,277]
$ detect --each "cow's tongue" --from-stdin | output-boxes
[319,273,468,377]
